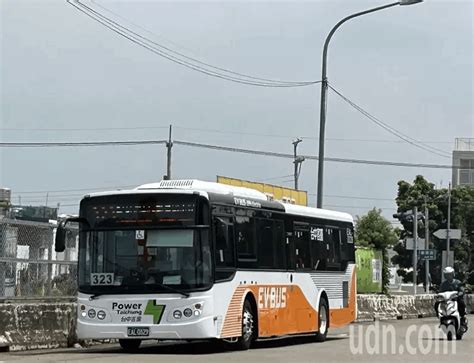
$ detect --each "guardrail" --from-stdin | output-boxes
[0,294,472,351]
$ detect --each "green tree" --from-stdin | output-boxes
[392,175,474,289]
[355,208,399,293]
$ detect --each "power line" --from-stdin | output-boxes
[2,138,466,169]
[89,0,317,86]
[328,85,452,158]
[90,0,201,58]
[67,0,319,88]
[177,125,453,145]
[173,140,461,169]
[0,124,456,146]
[0,140,167,147]
[0,126,169,132]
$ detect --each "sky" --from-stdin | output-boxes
[1,0,473,221]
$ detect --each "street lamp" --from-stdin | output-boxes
[316,0,423,209]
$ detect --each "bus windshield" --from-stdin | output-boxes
[77,194,212,294]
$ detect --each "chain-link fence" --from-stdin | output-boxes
[0,218,78,300]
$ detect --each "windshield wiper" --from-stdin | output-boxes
[88,286,133,301]
[89,293,103,301]
[86,283,190,300]
[145,283,190,298]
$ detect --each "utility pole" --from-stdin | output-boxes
[424,201,430,293]
[292,138,304,190]
[316,0,423,208]
[440,182,453,282]
[446,182,451,265]
[165,125,173,180]
[413,205,418,295]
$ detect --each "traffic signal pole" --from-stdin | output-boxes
[165,125,173,180]
[413,206,418,295]
[447,182,451,263]
[424,204,430,293]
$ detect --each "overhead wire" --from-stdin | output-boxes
[89,0,318,86]
[0,140,167,147]
[66,0,319,88]
[328,84,452,158]
[173,140,460,169]
[0,126,169,132]
[0,124,456,147]
[1,138,467,169]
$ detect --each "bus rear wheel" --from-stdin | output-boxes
[119,339,141,352]
[236,299,256,350]
[315,298,329,342]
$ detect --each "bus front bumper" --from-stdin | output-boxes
[77,315,221,340]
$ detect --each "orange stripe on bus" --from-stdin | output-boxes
[219,267,356,338]
[329,266,357,328]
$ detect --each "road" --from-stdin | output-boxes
[0,318,472,363]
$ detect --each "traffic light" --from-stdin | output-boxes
[393,210,424,222]
[393,211,413,222]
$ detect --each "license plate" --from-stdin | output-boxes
[127,327,150,337]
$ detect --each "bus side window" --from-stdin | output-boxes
[340,226,354,270]
[214,217,235,268]
[257,218,274,269]
[325,227,342,271]
[274,220,286,269]
[235,215,257,267]
[294,226,311,270]
[310,226,327,271]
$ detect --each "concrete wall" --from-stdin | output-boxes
[357,294,474,322]
[0,302,76,351]
[1,295,473,351]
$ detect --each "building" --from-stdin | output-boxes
[452,138,474,187]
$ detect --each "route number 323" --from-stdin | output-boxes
[91,273,114,285]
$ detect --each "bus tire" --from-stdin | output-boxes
[119,339,141,352]
[315,298,329,342]
[236,299,256,350]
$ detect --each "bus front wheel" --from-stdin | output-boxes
[119,339,141,352]
[236,299,256,350]
[315,298,329,342]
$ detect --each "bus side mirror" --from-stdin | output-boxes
[55,220,68,252]
[55,217,88,252]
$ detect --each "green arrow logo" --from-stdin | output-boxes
[144,300,165,324]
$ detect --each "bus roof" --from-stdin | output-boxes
[86,179,353,223]
[283,203,353,224]
[136,179,268,200]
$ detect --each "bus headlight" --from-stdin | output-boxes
[87,309,96,319]
[183,308,193,318]
[97,310,106,320]
[173,310,182,319]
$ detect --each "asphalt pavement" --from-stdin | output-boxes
[0,317,472,363]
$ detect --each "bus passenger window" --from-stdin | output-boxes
[257,219,274,269]
[325,228,342,270]
[214,217,234,268]
[235,216,257,264]
[294,228,310,270]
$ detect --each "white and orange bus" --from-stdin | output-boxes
[55,180,356,351]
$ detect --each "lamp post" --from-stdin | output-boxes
[293,138,305,190]
[316,0,423,208]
